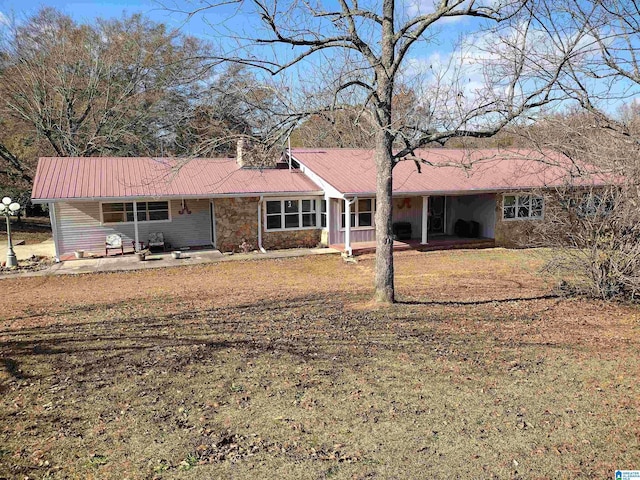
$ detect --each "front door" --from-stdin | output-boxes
[428,196,445,234]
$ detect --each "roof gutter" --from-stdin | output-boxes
[339,184,611,198]
[30,190,325,204]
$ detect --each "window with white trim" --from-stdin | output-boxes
[503,194,543,220]
[102,201,170,223]
[320,200,327,228]
[341,198,374,229]
[265,199,318,231]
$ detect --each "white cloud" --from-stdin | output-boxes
[0,11,9,26]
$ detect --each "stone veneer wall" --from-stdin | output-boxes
[494,192,550,248]
[214,197,324,252]
[214,197,259,252]
[262,229,322,250]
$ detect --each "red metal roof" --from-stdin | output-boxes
[292,148,611,195]
[32,157,321,201]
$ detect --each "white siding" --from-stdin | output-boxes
[392,196,422,239]
[54,199,213,255]
[328,198,376,245]
[446,194,496,238]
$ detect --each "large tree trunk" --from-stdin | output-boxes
[373,127,395,303]
[373,0,396,304]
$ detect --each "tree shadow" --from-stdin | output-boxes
[396,293,560,306]
[0,290,599,387]
[1,358,30,379]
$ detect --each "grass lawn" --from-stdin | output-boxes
[1,249,638,479]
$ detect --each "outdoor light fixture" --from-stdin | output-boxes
[1,196,21,268]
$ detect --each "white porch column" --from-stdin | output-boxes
[325,195,330,231]
[48,203,61,262]
[421,195,429,245]
[133,200,140,252]
[344,198,352,256]
[257,196,266,253]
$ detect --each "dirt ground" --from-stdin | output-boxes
[1,249,639,479]
[0,216,51,245]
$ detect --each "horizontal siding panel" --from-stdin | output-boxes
[392,196,422,240]
[161,199,212,248]
[329,199,341,245]
[329,199,376,244]
[447,194,496,238]
[56,202,133,254]
[55,199,213,255]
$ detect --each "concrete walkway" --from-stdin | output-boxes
[9,246,341,278]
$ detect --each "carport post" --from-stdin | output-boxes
[421,196,429,245]
[133,201,139,252]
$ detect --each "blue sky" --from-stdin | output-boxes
[0,0,235,42]
[0,0,468,48]
[0,0,171,25]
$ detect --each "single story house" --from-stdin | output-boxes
[30,146,609,261]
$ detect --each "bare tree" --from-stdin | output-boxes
[531,0,640,147]
[174,0,572,302]
[520,182,640,300]
[0,8,210,161]
[175,64,293,159]
[493,0,640,300]
[503,107,640,300]
[290,108,376,148]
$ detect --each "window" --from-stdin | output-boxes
[577,193,614,217]
[320,200,327,228]
[302,199,317,227]
[503,194,543,220]
[265,199,318,231]
[102,201,170,223]
[341,198,375,229]
[266,200,282,230]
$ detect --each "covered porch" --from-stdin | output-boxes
[334,193,497,255]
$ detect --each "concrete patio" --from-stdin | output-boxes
[14,246,341,277]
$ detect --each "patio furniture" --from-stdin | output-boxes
[393,222,412,240]
[454,219,481,238]
[148,232,166,252]
[105,233,124,256]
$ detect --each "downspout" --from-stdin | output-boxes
[257,196,267,253]
[133,200,140,252]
